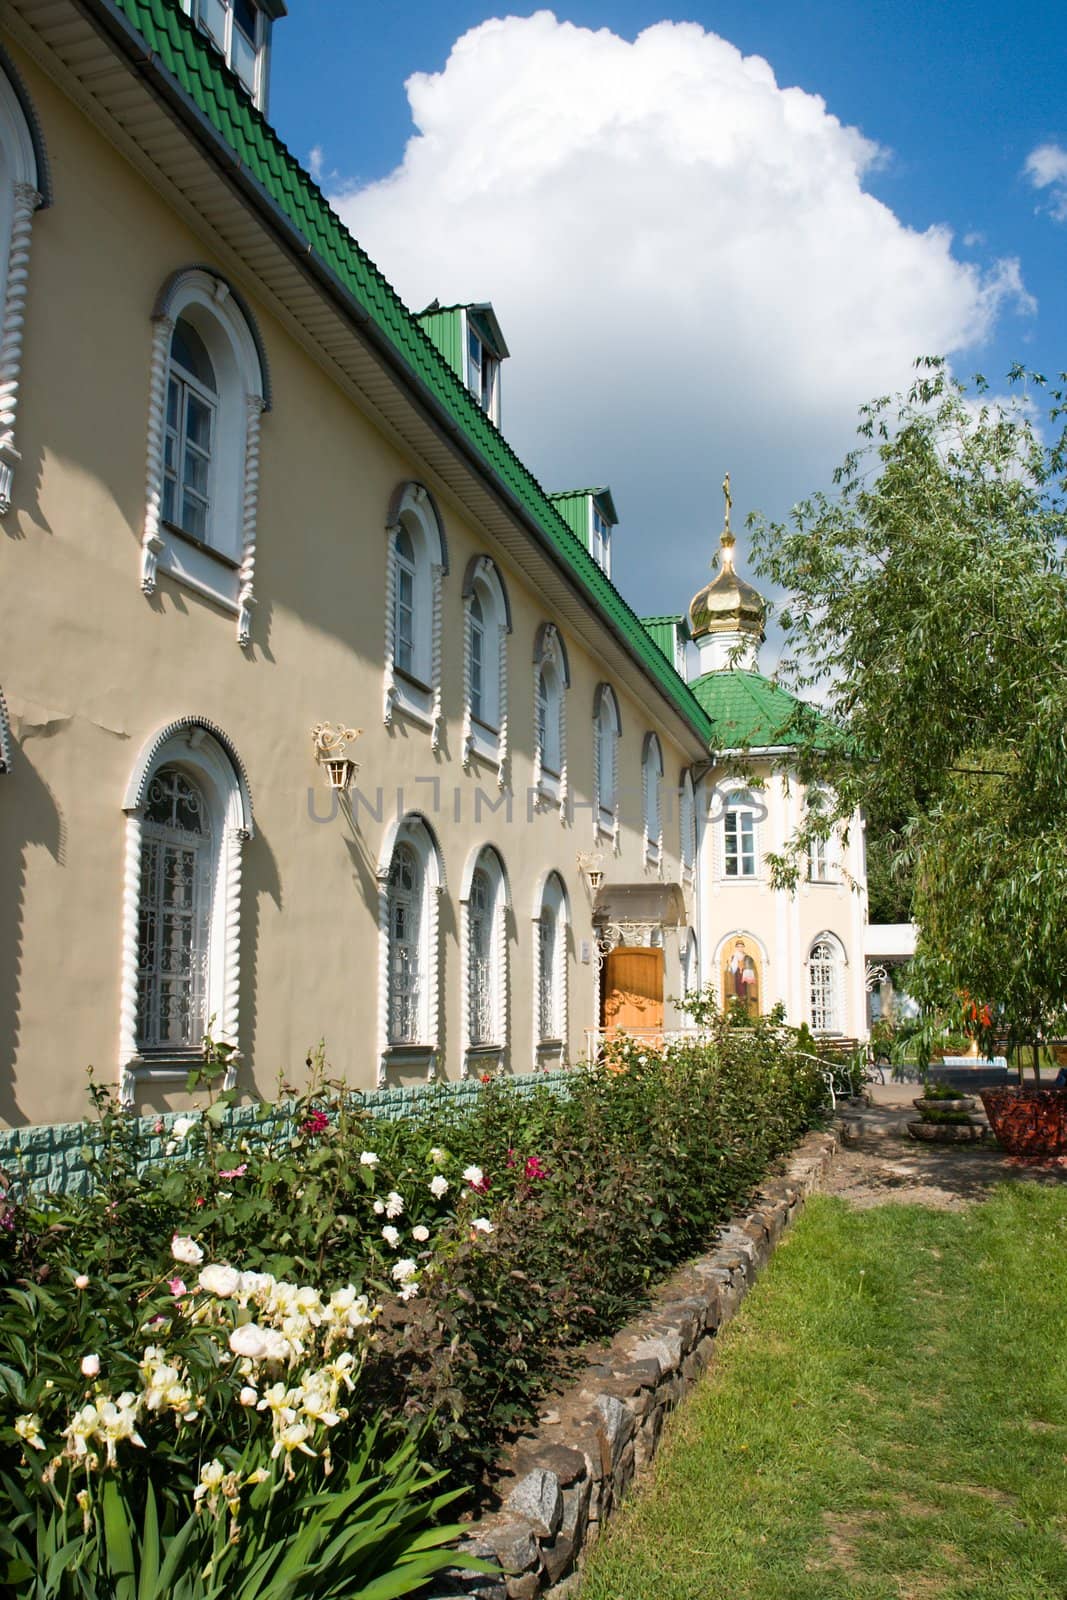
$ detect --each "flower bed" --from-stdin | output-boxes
[0,1015,823,1596]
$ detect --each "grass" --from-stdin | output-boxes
[578,1187,1067,1600]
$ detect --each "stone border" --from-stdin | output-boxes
[436,1129,836,1600]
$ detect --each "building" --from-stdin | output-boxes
[0,0,867,1131]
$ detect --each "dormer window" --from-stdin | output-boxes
[416,302,508,428]
[467,326,499,421]
[548,488,618,577]
[591,504,612,575]
[183,0,284,112]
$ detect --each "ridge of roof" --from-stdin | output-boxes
[89,0,712,745]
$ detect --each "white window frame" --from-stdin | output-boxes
[181,0,274,111]
[384,482,448,748]
[642,733,664,869]
[594,684,621,846]
[0,55,48,519]
[532,624,569,814]
[119,718,254,1104]
[463,313,501,424]
[722,787,760,879]
[806,785,839,883]
[809,933,846,1035]
[590,501,612,577]
[461,555,511,784]
[140,268,269,644]
[461,845,510,1073]
[376,813,444,1083]
[533,872,569,1066]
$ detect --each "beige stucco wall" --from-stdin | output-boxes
[0,39,701,1127]
[697,764,868,1037]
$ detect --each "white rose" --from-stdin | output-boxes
[472,1217,493,1234]
[238,1386,258,1407]
[80,1353,101,1378]
[228,1323,269,1361]
[359,1151,379,1168]
[412,1224,430,1243]
[391,1258,417,1284]
[172,1115,196,1139]
[429,1147,448,1166]
[74,1274,89,1290]
[461,1165,484,1187]
[372,1199,385,1215]
[385,1191,404,1219]
[381,1225,400,1249]
[429,1176,449,1199]
[199,1264,241,1298]
[171,1235,204,1266]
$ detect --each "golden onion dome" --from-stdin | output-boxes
[687,530,766,641]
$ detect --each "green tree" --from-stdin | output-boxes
[750,359,1067,1065]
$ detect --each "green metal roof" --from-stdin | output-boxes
[689,670,840,752]
[91,0,712,746]
[640,615,686,663]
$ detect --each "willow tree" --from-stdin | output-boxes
[750,359,1067,1061]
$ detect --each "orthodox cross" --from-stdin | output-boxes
[722,471,732,534]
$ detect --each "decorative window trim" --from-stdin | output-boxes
[460,844,511,1074]
[807,931,848,1035]
[461,555,512,788]
[376,811,445,1086]
[642,732,664,871]
[119,717,254,1104]
[717,782,761,881]
[0,50,51,518]
[383,481,449,748]
[679,768,696,885]
[532,623,570,817]
[140,268,270,643]
[593,684,622,849]
[533,870,569,1068]
[0,682,12,773]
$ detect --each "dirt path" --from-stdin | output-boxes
[826,1102,1067,1210]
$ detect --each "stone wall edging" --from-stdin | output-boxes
[435,1129,837,1600]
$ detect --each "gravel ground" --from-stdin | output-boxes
[825,1104,1067,1211]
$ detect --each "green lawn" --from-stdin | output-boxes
[579,1188,1067,1600]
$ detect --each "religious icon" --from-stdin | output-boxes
[722,935,760,1018]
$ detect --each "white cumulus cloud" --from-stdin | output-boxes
[1024,141,1067,222]
[331,12,1032,616]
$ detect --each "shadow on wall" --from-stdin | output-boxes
[0,742,63,1125]
[236,818,282,1101]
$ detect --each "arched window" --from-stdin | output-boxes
[723,788,759,878]
[0,52,49,518]
[809,935,845,1034]
[534,872,568,1062]
[642,734,663,866]
[533,624,569,809]
[680,769,696,881]
[594,684,621,843]
[141,268,270,644]
[384,482,449,747]
[377,813,444,1080]
[461,555,511,780]
[806,785,838,882]
[120,718,254,1102]
[463,845,510,1070]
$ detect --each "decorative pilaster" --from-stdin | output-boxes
[140,316,172,593]
[430,563,444,752]
[0,183,41,516]
[382,525,399,727]
[428,882,442,1068]
[531,653,543,799]
[118,812,144,1105]
[459,895,471,1076]
[236,396,263,646]
[497,620,509,790]
[612,737,621,854]
[220,827,248,1085]
[592,704,601,840]
[376,872,390,1086]
[460,594,474,771]
[497,892,509,1065]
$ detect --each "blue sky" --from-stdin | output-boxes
[269,2,1066,627]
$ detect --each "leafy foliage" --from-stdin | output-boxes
[750,359,1067,1051]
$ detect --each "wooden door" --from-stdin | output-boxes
[601,945,664,1034]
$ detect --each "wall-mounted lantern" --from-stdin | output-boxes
[311,722,361,792]
[577,851,606,894]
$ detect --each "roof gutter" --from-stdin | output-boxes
[71,0,712,754]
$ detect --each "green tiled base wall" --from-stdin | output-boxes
[0,1071,576,1198]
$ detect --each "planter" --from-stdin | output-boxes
[907,1120,986,1144]
[913,1097,977,1115]
[979,1086,1067,1156]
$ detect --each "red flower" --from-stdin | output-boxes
[524,1155,548,1181]
[301,1110,330,1136]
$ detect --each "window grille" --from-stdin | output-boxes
[387,843,421,1042]
[810,939,839,1033]
[469,593,485,723]
[469,868,493,1044]
[136,768,212,1051]
[538,907,557,1040]
[393,528,416,678]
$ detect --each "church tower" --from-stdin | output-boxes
[686,474,766,675]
